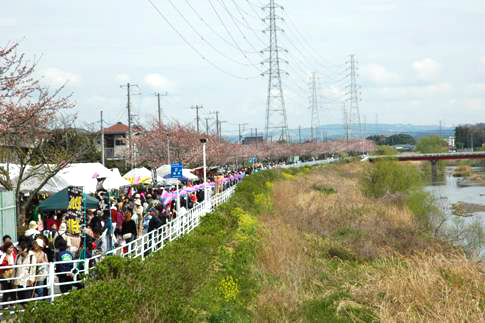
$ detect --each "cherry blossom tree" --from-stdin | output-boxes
[0,42,88,225]
[135,119,374,169]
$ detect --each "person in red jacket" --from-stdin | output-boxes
[0,241,17,303]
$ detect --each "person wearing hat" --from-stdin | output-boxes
[133,199,144,237]
[148,208,163,233]
[32,238,48,297]
[24,221,40,240]
[54,222,70,252]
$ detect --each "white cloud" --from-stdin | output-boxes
[463,99,484,110]
[481,56,485,65]
[116,73,130,84]
[365,63,399,83]
[375,82,451,99]
[0,18,16,27]
[321,85,345,99]
[42,68,80,87]
[412,58,441,80]
[144,74,176,91]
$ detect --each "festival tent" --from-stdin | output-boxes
[156,165,199,181]
[103,168,130,191]
[57,163,130,193]
[39,187,99,211]
[0,164,71,193]
[8,163,130,193]
[123,167,152,185]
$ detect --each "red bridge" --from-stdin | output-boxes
[368,152,485,180]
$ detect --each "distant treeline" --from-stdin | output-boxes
[366,133,416,146]
[455,124,485,149]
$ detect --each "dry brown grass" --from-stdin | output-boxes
[352,252,485,322]
[253,163,485,322]
[253,215,313,321]
[271,164,434,260]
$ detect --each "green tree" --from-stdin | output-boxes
[374,145,398,156]
[361,161,423,198]
[385,134,416,145]
[416,136,448,153]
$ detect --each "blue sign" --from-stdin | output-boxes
[170,162,183,178]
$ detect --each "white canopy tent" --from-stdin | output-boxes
[2,163,130,193]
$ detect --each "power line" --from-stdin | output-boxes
[214,0,265,55]
[228,0,267,45]
[146,0,259,80]
[281,10,344,72]
[166,0,260,68]
[183,0,259,56]
[207,0,263,67]
[245,0,265,20]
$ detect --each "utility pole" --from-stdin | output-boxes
[167,136,171,165]
[205,117,211,135]
[210,111,220,139]
[121,83,138,169]
[218,120,227,142]
[238,123,248,144]
[100,110,105,166]
[298,125,302,144]
[191,105,204,133]
[155,92,168,127]
[263,0,289,142]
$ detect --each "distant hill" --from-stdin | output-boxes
[223,124,454,143]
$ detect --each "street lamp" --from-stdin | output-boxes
[200,138,208,208]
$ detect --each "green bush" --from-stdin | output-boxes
[374,145,398,156]
[361,161,423,198]
[416,136,448,153]
[406,190,436,227]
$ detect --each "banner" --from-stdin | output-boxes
[67,186,83,235]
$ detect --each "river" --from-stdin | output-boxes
[425,166,485,258]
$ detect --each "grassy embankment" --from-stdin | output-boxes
[17,162,485,322]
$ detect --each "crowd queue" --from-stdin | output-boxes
[0,170,246,307]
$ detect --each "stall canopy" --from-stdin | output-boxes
[4,163,130,193]
[156,165,199,181]
[123,167,152,185]
[39,187,99,211]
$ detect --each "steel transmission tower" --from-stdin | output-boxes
[309,72,321,142]
[262,0,289,142]
[345,54,361,139]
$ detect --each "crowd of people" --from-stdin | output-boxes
[0,170,246,307]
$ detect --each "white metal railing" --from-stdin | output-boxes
[279,158,339,169]
[0,185,237,309]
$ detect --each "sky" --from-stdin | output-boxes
[2,0,485,136]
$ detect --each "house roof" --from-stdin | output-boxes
[104,122,129,134]
[104,122,143,135]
